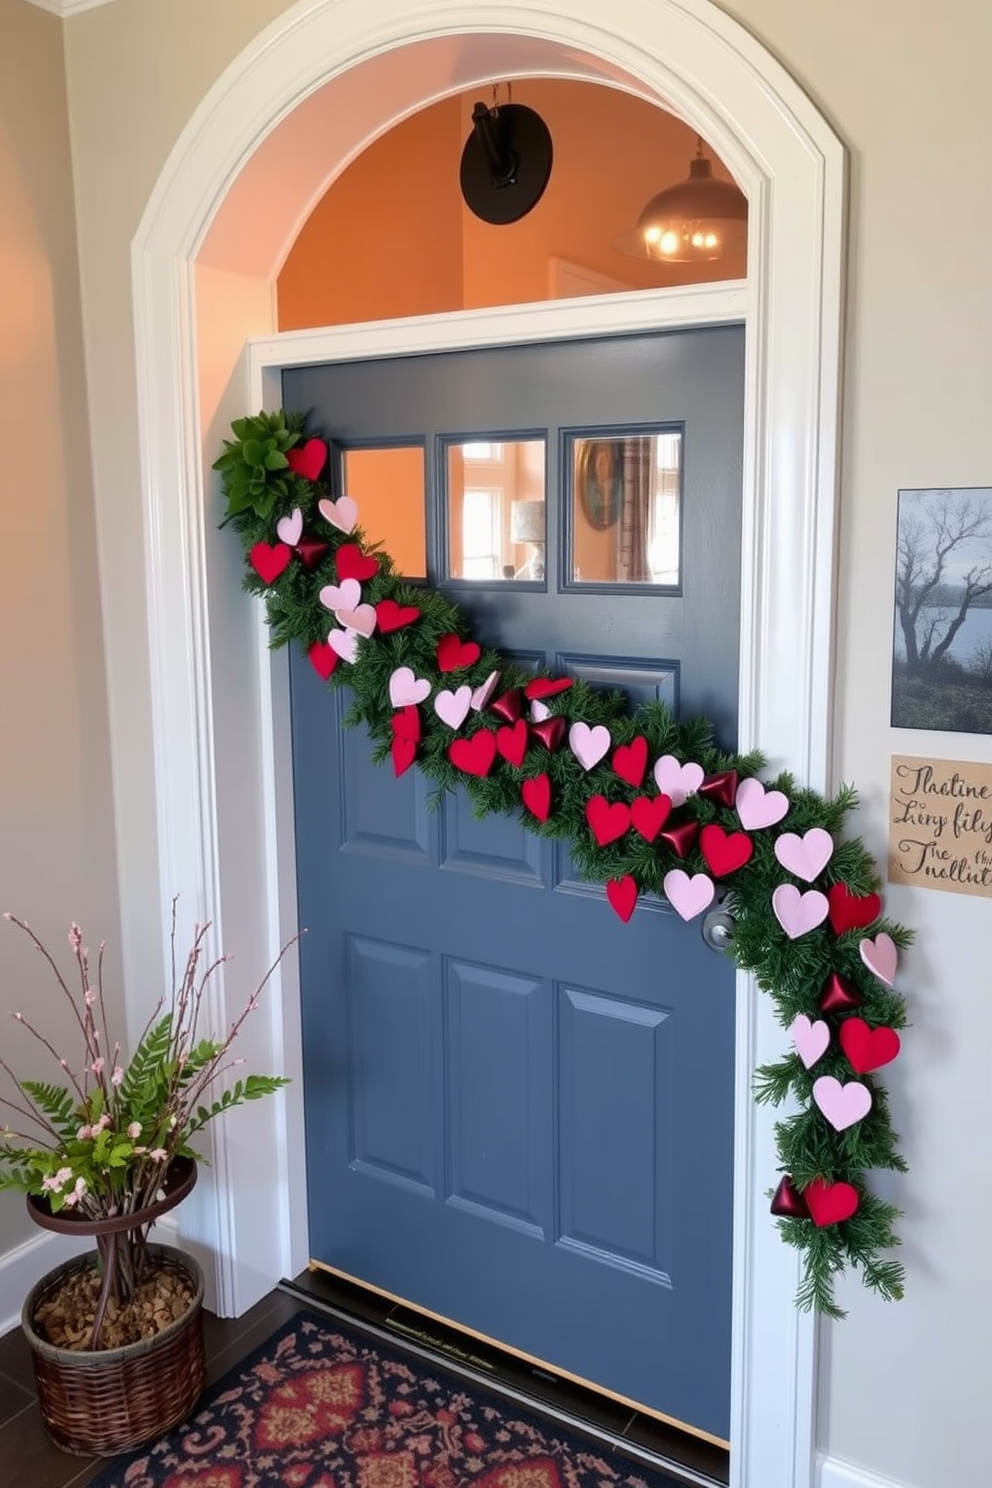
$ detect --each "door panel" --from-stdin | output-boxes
[285,327,743,1441]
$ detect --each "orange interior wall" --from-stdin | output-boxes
[344,446,426,577]
[277,80,745,331]
[277,97,464,330]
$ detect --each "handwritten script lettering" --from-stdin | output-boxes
[889,755,992,898]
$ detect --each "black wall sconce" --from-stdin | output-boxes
[459,93,553,225]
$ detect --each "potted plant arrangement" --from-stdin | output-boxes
[0,901,295,1455]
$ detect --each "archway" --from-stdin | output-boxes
[130,4,845,1484]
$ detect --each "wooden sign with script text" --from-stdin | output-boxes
[888,755,992,897]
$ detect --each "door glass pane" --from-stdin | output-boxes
[569,431,682,586]
[342,445,426,578]
[447,439,546,581]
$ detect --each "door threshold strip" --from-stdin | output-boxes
[278,1269,729,1488]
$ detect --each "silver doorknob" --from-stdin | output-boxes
[701,907,735,953]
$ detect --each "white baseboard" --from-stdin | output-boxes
[0,1228,93,1337]
[0,1211,184,1339]
[818,1454,908,1488]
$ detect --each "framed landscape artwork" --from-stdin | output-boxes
[891,486,992,734]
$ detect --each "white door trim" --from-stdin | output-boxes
[127,5,845,1486]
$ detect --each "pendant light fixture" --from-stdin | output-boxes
[614,136,747,264]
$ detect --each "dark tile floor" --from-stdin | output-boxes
[0,1286,303,1488]
[0,1273,728,1488]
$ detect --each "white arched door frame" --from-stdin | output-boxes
[129,5,845,1486]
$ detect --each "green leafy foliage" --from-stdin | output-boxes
[212,410,304,521]
[214,409,914,1318]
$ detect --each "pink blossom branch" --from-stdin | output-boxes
[4,914,90,1046]
[4,1015,88,1106]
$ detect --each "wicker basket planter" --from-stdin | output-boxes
[21,1159,205,1455]
[22,1241,205,1455]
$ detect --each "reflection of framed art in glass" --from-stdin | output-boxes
[575,438,623,530]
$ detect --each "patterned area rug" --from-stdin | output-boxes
[85,1307,689,1488]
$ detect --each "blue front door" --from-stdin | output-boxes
[285,326,744,1441]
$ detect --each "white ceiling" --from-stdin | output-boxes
[22,0,120,15]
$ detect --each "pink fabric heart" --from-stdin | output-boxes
[335,603,377,638]
[434,686,472,730]
[860,932,897,986]
[774,827,834,882]
[568,722,611,771]
[327,628,358,664]
[275,507,303,546]
[771,883,829,938]
[812,1075,872,1131]
[790,1013,830,1069]
[471,671,500,711]
[653,755,704,808]
[319,577,361,613]
[736,776,790,830]
[663,868,715,921]
[317,496,359,534]
[530,700,551,722]
[389,666,431,708]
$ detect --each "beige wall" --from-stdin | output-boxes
[0,1,121,1254]
[2,1,986,1484]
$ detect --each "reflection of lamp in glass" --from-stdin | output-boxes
[510,499,545,580]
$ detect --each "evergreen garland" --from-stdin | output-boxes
[215,411,910,1319]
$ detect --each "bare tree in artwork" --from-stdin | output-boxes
[895,489,992,676]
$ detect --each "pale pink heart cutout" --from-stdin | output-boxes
[736,776,790,830]
[327,628,358,664]
[812,1075,872,1131]
[663,869,715,922]
[774,827,834,882]
[652,755,704,808]
[276,507,303,546]
[317,496,360,534]
[335,603,377,638]
[434,686,472,730]
[860,932,897,986]
[530,700,551,722]
[471,672,500,711]
[568,722,612,771]
[790,1013,830,1069]
[389,666,431,708]
[771,883,829,939]
[319,577,361,613]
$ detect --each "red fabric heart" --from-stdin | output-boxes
[804,1177,859,1227]
[496,719,528,767]
[391,736,417,777]
[308,640,338,681]
[524,677,573,700]
[390,706,421,743]
[658,819,699,857]
[839,1017,901,1073]
[489,689,523,723]
[521,774,552,822]
[376,599,420,633]
[606,875,638,923]
[698,769,739,808]
[250,542,292,585]
[630,794,671,843]
[285,438,328,482]
[449,730,497,777]
[437,633,481,672]
[336,544,379,582]
[699,823,754,877]
[828,884,882,935]
[585,795,631,846]
[770,1175,811,1219]
[295,535,330,570]
[819,971,863,1013]
[530,717,567,751]
[612,736,648,788]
